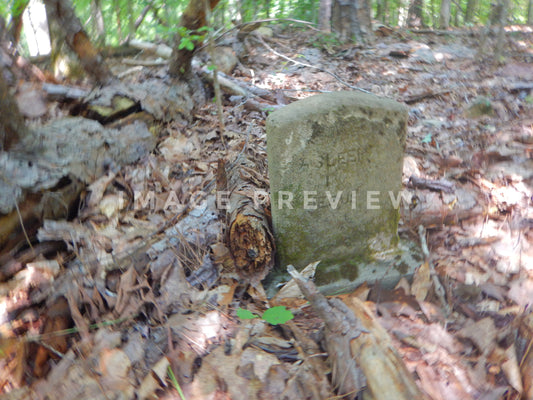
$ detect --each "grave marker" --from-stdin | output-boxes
[266,91,416,293]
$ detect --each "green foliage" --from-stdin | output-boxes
[177,25,212,51]
[154,25,177,42]
[0,0,529,56]
[421,133,433,144]
[288,0,320,22]
[237,306,294,325]
[10,0,28,18]
[167,366,187,400]
[261,306,294,325]
[236,308,258,320]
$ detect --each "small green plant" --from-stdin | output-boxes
[237,308,257,320]
[421,133,432,144]
[168,365,187,400]
[177,26,211,51]
[237,306,294,325]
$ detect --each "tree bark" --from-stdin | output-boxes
[375,0,389,23]
[465,0,477,23]
[113,0,123,41]
[287,266,429,400]
[331,0,372,43]
[318,0,333,32]
[0,70,29,151]
[439,0,451,28]
[529,0,533,24]
[407,0,424,27]
[8,0,29,45]
[91,0,106,47]
[127,0,135,41]
[45,0,113,85]
[220,158,275,285]
[398,0,408,26]
[125,1,155,42]
[494,0,509,59]
[168,0,221,78]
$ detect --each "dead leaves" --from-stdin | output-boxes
[113,267,163,322]
[2,24,533,400]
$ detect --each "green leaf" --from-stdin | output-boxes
[261,306,294,325]
[178,38,195,51]
[237,308,258,320]
[421,133,432,144]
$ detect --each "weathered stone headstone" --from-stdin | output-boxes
[266,91,416,293]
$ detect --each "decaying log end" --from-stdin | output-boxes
[229,207,275,283]
[224,157,275,284]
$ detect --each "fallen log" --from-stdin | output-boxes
[287,265,428,400]
[219,155,275,285]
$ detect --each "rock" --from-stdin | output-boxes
[16,85,47,118]
[213,46,238,75]
[434,44,475,60]
[412,47,436,64]
[267,91,416,293]
[378,42,411,57]
[255,26,273,37]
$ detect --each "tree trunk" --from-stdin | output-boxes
[45,0,113,85]
[529,0,533,24]
[168,0,221,78]
[91,0,106,47]
[398,0,408,26]
[8,0,29,45]
[465,0,478,23]
[331,0,372,43]
[490,0,505,25]
[439,0,451,28]
[407,0,424,27]
[237,0,245,22]
[494,0,509,59]
[127,0,135,41]
[318,0,332,32]
[375,0,389,23]
[215,0,226,25]
[113,0,123,41]
[0,72,29,151]
[125,1,156,43]
[265,0,271,18]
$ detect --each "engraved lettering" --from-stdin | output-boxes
[367,191,380,210]
[278,191,293,209]
[304,191,317,209]
[326,191,343,209]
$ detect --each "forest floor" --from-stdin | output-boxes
[1,24,533,400]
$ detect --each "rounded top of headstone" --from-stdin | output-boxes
[267,91,407,126]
